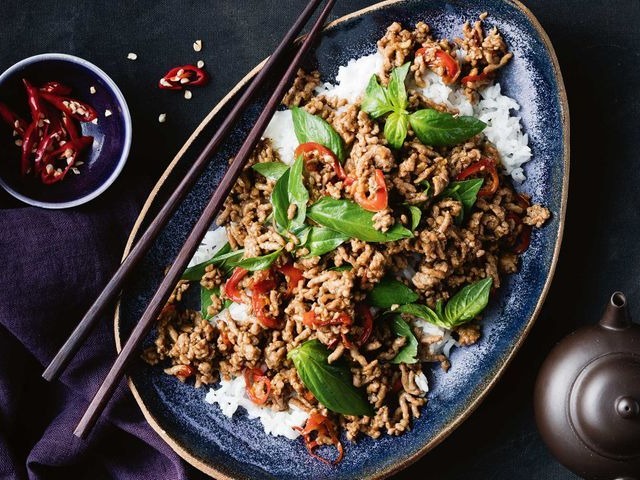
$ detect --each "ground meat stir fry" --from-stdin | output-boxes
[143,14,550,460]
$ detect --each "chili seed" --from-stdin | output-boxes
[180,78,190,84]
[197,60,205,69]
[193,40,202,52]
[158,113,167,123]
[90,86,96,94]
[14,139,23,147]
[75,161,84,166]
[45,164,54,174]
[71,167,81,175]
[105,109,112,117]
[91,118,98,125]
[184,90,192,100]
[127,52,138,60]
[160,78,172,87]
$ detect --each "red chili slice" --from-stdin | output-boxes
[0,102,27,136]
[22,79,43,121]
[39,81,73,96]
[416,48,460,84]
[244,368,272,405]
[159,65,209,90]
[40,135,93,184]
[294,142,354,185]
[294,413,344,465]
[40,92,98,122]
[512,225,532,254]
[20,122,39,176]
[251,271,280,329]
[276,263,304,296]
[61,112,80,140]
[355,303,374,345]
[223,267,249,303]
[456,158,500,197]
[461,72,493,86]
[354,169,388,212]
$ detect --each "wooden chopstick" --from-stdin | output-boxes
[73,0,336,439]
[42,0,327,383]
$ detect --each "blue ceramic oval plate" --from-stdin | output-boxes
[116,1,569,478]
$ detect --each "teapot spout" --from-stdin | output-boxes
[600,291,632,330]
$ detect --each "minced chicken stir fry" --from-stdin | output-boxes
[143,15,550,464]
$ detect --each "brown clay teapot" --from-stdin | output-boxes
[534,292,640,479]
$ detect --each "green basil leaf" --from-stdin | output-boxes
[435,299,445,319]
[408,205,422,231]
[441,179,484,214]
[444,277,493,327]
[181,244,245,281]
[252,161,289,180]
[390,316,419,364]
[303,226,350,257]
[388,62,410,111]
[292,224,311,246]
[395,303,449,329]
[307,197,413,243]
[329,265,353,272]
[409,109,486,147]
[288,339,373,416]
[287,155,309,229]
[368,277,419,308]
[361,74,394,119]
[235,248,283,272]
[384,111,409,150]
[201,286,223,320]
[291,107,346,161]
[271,168,291,231]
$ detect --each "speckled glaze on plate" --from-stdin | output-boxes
[115,1,569,478]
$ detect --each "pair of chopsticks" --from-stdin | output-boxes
[43,0,336,439]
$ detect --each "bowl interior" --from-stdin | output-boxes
[0,56,130,208]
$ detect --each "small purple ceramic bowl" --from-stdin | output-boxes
[0,53,131,209]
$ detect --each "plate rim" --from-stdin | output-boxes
[114,0,570,478]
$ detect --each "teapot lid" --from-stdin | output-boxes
[534,292,640,479]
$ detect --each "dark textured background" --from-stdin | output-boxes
[1,0,638,478]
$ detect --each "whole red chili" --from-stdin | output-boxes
[159,65,209,90]
[456,157,500,197]
[40,92,98,122]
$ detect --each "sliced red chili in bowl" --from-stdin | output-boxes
[251,270,280,329]
[40,92,98,122]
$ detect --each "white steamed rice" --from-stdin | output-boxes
[204,376,308,439]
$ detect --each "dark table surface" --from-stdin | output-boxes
[2,0,639,478]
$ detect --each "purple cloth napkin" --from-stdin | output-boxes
[0,189,191,479]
